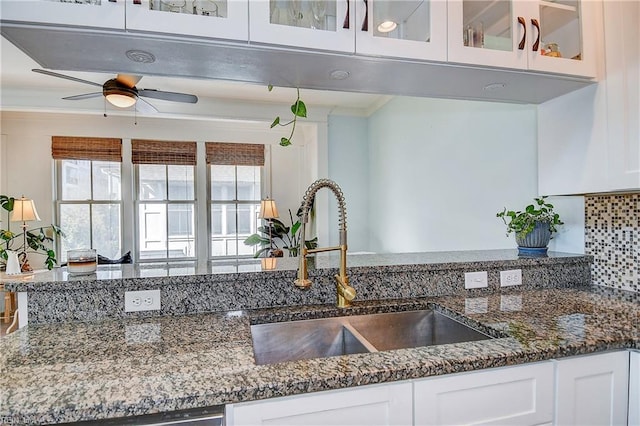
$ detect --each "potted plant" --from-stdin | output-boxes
[496,196,563,256]
[1,194,64,271]
[244,208,318,258]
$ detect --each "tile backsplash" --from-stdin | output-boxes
[585,193,640,292]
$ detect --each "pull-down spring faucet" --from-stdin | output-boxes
[294,179,356,308]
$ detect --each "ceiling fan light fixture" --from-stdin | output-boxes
[103,78,138,108]
[105,93,137,108]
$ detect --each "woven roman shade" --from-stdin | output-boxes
[206,142,265,166]
[131,139,197,165]
[51,136,122,162]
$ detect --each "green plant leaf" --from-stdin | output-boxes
[268,84,274,92]
[270,116,280,128]
[291,100,307,118]
[244,234,266,246]
[280,137,291,146]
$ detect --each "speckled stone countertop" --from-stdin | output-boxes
[2,250,588,292]
[1,286,638,425]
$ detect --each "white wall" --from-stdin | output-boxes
[366,96,542,253]
[327,115,369,252]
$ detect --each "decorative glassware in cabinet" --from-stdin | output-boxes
[269,0,337,32]
[462,0,512,51]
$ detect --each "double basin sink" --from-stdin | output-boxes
[251,309,492,365]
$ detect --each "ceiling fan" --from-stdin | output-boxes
[32,68,198,113]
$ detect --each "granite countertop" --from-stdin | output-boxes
[2,250,589,292]
[1,286,638,425]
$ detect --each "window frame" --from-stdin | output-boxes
[55,159,124,262]
[208,164,264,260]
[134,163,198,263]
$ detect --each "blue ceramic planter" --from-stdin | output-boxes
[516,221,552,248]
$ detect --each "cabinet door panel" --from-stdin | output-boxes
[226,382,412,426]
[125,0,248,41]
[527,0,598,78]
[447,0,529,70]
[249,0,355,52]
[630,351,640,426]
[414,362,554,425]
[604,0,640,190]
[555,351,629,426]
[0,0,124,29]
[355,0,447,61]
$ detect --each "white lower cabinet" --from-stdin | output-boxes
[414,361,554,425]
[555,351,630,426]
[629,351,640,426]
[225,382,413,426]
[226,351,635,426]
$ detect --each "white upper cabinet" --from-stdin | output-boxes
[249,0,355,52]
[125,0,248,41]
[538,0,639,195]
[448,0,597,78]
[0,0,125,29]
[249,0,447,60]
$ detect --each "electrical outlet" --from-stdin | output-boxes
[500,269,522,287]
[464,271,488,289]
[125,290,161,312]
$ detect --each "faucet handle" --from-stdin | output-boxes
[335,274,356,301]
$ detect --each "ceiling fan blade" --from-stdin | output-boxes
[136,97,159,114]
[32,69,103,88]
[138,89,198,104]
[62,92,103,100]
[116,74,143,89]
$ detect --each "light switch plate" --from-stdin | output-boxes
[125,289,161,312]
[500,269,522,287]
[464,271,488,289]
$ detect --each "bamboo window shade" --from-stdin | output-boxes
[206,142,265,166]
[131,139,197,165]
[51,136,122,162]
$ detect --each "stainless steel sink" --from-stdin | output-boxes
[251,309,491,365]
[251,317,373,365]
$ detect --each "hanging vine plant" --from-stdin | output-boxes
[269,85,307,147]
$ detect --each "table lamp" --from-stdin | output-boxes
[259,198,280,257]
[10,196,40,271]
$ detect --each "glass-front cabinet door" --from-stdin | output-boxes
[448,0,596,78]
[0,0,124,29]
[126,0,248,41]
[355,0,447,61]
[526,0,596,77]
[249,0,355,52]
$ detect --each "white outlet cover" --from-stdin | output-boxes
[125,289,161,312]
[500,269,523,287]
[464,271,488,289]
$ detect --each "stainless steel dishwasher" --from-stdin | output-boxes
[66,406,224,425]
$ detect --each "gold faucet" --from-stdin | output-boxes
[294,179,356,308]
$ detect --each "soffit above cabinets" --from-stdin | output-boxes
[1,23,593,104]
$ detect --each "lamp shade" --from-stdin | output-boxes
[259,199,279,219]
[10,197,41,222]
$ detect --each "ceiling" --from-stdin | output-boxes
[0,35,390,119]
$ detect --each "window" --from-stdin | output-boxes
[207,143,264,258]
[133,140,197,261]
[53,137,123,262]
